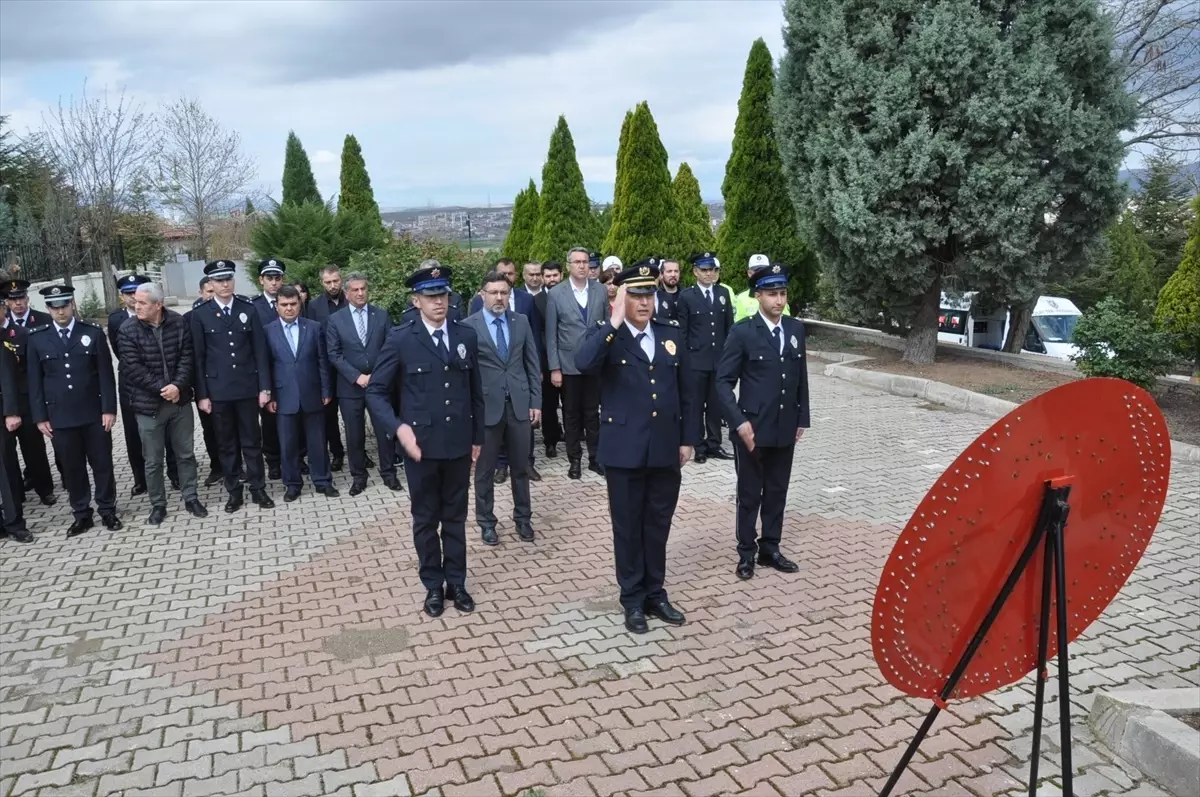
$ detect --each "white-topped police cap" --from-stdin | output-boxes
[601,255,623,270]
[748,253,771,271]
[258,258,285,277]
[39,284,75,307]
[204,259,236,280]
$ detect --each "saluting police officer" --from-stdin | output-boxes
[252,259,286,480]
[677,252,734,463]
[575,259,700,634]
[26,285,121,537]
[366,262,484,618]
[715,264,810,580]
[190,260,275,513]
[110,273,178,496]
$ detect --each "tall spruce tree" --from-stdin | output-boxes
[671,162,715,259]
[1133,154,1192,291]
[719,39,812,300]
[337,134,383,229]
[1104,214,1158,316]
[601,110,634,255]
[281,131,321,207]
[1155,195,1200,378]
[775,0,1135,363]
[603,102,678,264]
[502,178,539,265]
[532,117,596,260]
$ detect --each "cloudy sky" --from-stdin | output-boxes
[0,0,789,210]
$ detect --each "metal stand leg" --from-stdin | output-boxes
[1053,497,1075,795]
[1028,528,1056,797]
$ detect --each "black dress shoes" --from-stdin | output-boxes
[204,469,224,487]
[545,444,557,458]
[383,475,403,491]
[39,492,57,506]
[100,514,123,531]
[709,448,734,460]
[481,526,499,546]
[267,465,282,481]
[694,453,708,464]
[330,457,344,472]
[250,489,275,509]
[224,488,244,514]
[624,608,649,634]
[284,488,302,502]
[567,459,582,480]
[736,558,755,580]
[316,486,340,498]
[446,584,474,612]
[528,466,541,482]
[147,506,167,525]
[588,460,605,476]
[424,587,445,617]
[757,551,800,573]
[349,481,367,496]
[185,499,208,518]
[67,517,94,538]
[493,466,508,484]
[131,483,147,497]
[9,529,33,543]
[645,599,686,626]
[517,522,535,542]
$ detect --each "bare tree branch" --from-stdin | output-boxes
[153,97,257,262]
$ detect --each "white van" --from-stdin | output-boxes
[938,292,1082,360]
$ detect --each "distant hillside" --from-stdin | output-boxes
[1119,161,1200,192]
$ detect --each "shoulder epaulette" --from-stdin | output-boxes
[78,320,102,330]
[651,316,679,328]
[733,316,753,326]
[234,294,252,303]
[27,324,51,335]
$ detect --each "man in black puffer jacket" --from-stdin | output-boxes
[117,282,208,524]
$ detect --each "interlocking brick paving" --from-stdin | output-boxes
[1,368,1196,797]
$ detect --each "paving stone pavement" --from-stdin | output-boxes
[1,366,1197,797]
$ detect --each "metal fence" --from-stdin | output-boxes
[0,237,126,282]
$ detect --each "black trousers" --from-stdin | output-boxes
[685,368,723,454]
[1,427,26,535]
[405,454,471,590]
[541,369,562,449]
[212,399,264,491]
[604,465,682,611]
[475,399,532,526]
[196,404,224,472]
[16,415,53,498]
[120,397,177,487]
[560,373,599,463]
[324,400,345,461]
[733,440,795,557]
[52,422,117,521]
[259,407,280,471]
[340,397,395,481]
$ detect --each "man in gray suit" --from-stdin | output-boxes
[545,246,610,480]
[466,271,542,544]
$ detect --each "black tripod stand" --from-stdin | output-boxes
[879,479,1075,797]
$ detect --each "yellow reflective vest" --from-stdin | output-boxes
[733,289,792,323]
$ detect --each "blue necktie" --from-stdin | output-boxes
[773,326,782,355]
[493,317,508,360]
[433,329,450,363]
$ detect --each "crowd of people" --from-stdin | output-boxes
[0,248,810,634]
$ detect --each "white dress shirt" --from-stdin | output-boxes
[627,321,654,361]
[760,312,784,355]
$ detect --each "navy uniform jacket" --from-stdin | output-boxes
[26,321,117,428]
[251,294,278,326]
[107,307,137,360]
[654,289,681,323]
[0,330,21,417]
[677,284,734,371]
[2,324,33,416]
[574,318,700,469]
[190,297,271,402]
[715,314,811,448]
[364,319,484,461]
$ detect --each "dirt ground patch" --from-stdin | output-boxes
[807,329,1200,447]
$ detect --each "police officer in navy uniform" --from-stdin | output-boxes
[715,264,810,580]
[252,259,286,480]
[366,262,484,618]
[677,252,734,463]
[190,260,276,513]
[575,259,700,634]
[26,285,121,537]
[187,277,233,485]
[2,280,57,504]
[110,273,178,495]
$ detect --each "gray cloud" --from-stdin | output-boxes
[0,0,664,84]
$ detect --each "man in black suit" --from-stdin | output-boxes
[0,333,32,542]
[110,273,178,496]
[326,272,400,495]
[716,265,810,580]
[366,262,484,617]
[531,261,563,458]
[264,286,338,501]
[2,279,56,504]
[251,259,286,480]
[26,285,121,537]
[191,259,276,513]
[677,252,735,463]
[304,265,349,472]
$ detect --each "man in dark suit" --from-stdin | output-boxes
[26,285,121,537]
[109,273,178,496]
[326,272,400,495]
[716,264,810,580]
[531,261,563,459]
[264,286,338,501]
[303,265,349,471]
[251,259,286,480]
[465,271,541,544]
[575,259,700,634]
[545,247,611,479]
[191,259,275,513]
[1,279,56,505]
[366,261,484,617]
[0,334,32,542]
[677,252,735,463]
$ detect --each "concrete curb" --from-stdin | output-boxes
[1089,688,1200,797]
[821,360,1200,465]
